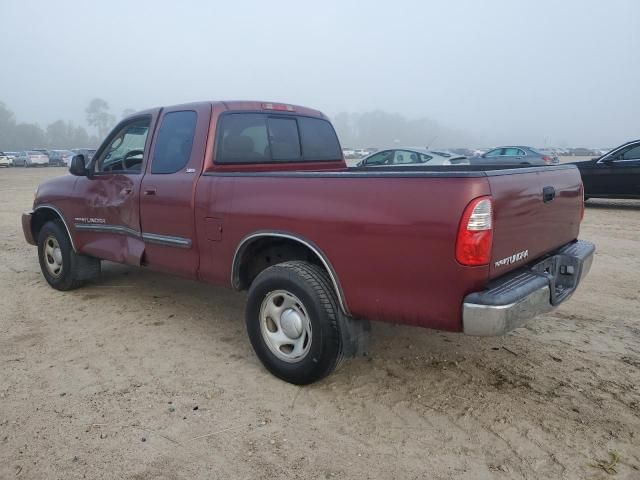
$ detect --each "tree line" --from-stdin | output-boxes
[0,98,132,151]
[1,99,475,152]
[332,111,476,149]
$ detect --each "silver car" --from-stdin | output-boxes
[471,146,558,166]
[14,151,50,167]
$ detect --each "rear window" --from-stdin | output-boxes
[216,113,341,164]
[298,117,341,160]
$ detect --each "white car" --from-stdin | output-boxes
[357,148,469,167]
[0,151,12,167]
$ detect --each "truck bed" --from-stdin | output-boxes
[199,164,583,330]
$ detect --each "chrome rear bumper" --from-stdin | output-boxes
[463,240,595,336]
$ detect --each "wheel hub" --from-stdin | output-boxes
[280,308,303,339]
[43,235,63,277]
[259,290,312,363]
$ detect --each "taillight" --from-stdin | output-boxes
[580,183,585,222]
[542,155,553,164]
[456,196,493,266]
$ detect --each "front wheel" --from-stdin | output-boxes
[246,261,345,385]
[37,220,100,291]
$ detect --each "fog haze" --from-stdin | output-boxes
[1,0,638,147]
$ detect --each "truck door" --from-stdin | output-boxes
[71,115,154,265]
[139,104,212,277]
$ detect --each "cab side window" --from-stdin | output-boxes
[95,117,151,173]
[485,148,503,157]
[151,111,197,174]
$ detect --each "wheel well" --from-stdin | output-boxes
[31,208,72,248]
[234,237,324,291]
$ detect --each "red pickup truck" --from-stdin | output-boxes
[22,101,594,384]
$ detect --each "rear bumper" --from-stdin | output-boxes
[463,240,595,336]
[22,210,36,245]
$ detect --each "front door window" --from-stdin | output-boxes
[94,117,151,173]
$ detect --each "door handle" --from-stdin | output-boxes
[143,188,157,196]
[543,186,556,203]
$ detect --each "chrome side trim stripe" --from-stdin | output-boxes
[75,223,141,237]
[74,223,191,249]
[142,232,191,248]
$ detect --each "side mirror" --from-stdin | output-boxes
[69,155,88,176]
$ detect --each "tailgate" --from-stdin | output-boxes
[487,165,583,279]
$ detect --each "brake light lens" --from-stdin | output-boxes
[542,155,553,164]
[580,183,585,222]
[262,103,295,112]
[456,196,493,266]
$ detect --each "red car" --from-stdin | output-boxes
[22,101,594,384]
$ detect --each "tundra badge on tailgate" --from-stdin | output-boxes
[495,250,529,268]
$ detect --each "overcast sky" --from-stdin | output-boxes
[1,0,638,147]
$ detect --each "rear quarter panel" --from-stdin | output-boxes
[195,173,491,331]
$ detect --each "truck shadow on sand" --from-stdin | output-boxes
[585,199,640,210]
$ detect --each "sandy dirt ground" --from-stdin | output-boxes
[1,167,639,480]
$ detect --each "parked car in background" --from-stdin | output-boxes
[569,147,599,157]
[471,146,557,166]
[572,139,640,199]
[4,151,18,163]
[71,148,96,164]
[32,149,51,161]
[342,148,356,158]
[354,148,370,157]
[450,148,476,157]
[14,151,50,167]
[48,150,75,167]
[356,148,468,167]
[0,152,13,167]
[538,148,561,162]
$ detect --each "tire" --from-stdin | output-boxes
[37,220,100,291]
[246,261,344,385]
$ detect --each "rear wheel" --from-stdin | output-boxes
[246,261,344,385]
[37,220,100,291]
